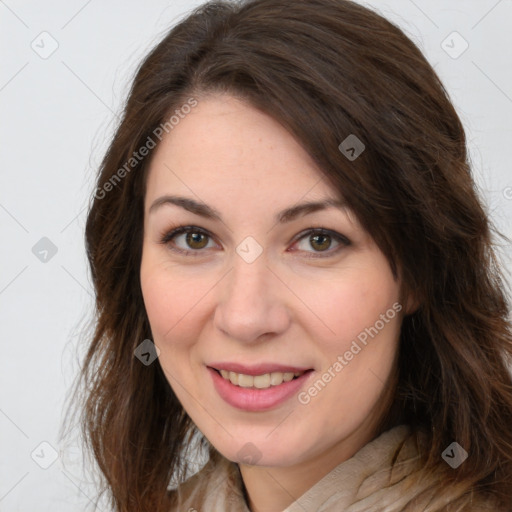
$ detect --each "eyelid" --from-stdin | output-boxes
[289,227,350,258]
[158,225,351,257]
[158,225,217,256]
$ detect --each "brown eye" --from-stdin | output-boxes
[160,226,350,258]
[292,228,350,258]
[160,226,215,255]
[185,232,209,249]
[309,233,332,252]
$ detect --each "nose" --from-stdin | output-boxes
[213,251,291,343]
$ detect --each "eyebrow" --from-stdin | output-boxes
[149,195,347,224]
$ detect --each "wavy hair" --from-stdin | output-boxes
[65,0,512,510]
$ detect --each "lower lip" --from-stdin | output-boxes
[207,367,314,412]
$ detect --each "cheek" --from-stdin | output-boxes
[140,268,178,338]
[140,254,210,347]
[140,258,213,398]
[292,263,401,353]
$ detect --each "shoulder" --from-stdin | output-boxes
[354,425,507,512]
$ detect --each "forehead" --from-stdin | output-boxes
[145,94,337,204]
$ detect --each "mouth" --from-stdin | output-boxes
[210,367,310,389]
[207,365,315,411]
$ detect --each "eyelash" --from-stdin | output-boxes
[158,225,351,259]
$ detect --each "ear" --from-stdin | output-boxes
[394,263,421,315]
[401,290,421,315]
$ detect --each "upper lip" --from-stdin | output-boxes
[208,362,313,375]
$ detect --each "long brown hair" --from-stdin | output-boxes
[64,0,512,510]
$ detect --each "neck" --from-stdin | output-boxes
[238,416,379,512]
[237,367,401,512]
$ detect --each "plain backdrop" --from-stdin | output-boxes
[1,0,511,510]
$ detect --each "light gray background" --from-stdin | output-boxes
[1,1,511,510]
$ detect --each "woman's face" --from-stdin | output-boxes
[140,94,405,468]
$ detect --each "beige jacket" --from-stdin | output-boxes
[168,425,502,511]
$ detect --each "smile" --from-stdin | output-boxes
[216,369,305,389]
[207,366,315,411]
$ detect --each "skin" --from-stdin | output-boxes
[140,94,412,512]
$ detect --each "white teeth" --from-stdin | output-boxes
[253,373,270,389]
[217,369,305,389]
[238,373,254,388]
[283,372,295,383]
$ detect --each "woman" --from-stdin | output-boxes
[72,0,512,510]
